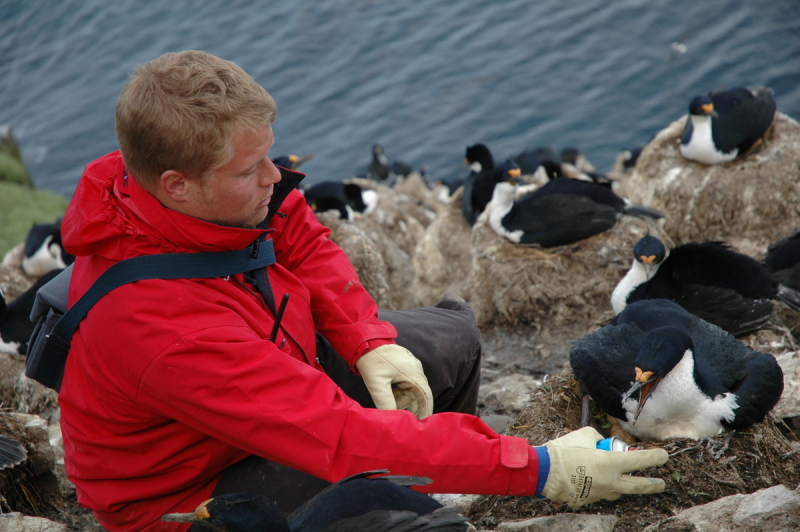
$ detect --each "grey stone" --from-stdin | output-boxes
[644,485,800,532]
[0,513,67,532]
[774,351,800,419]
[495,513,618,532]
[480,374,542,415]
[732,484,800,529]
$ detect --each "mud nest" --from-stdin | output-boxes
[466,372,800,532]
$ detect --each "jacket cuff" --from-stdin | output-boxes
[533,446,550,498]
[500,436,542,496]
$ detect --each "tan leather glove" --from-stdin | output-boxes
[355,345,433,419]
[537,427,667,508]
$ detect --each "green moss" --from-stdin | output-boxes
[0,153,31,186]
[0,182,69,258]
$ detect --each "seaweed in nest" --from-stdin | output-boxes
[466,371,800,532]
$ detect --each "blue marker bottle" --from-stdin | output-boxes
[596,436,635,451]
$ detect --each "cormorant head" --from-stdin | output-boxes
[495,158,522,182]
[272,153,313,170]
[688,95,719,118]
[633,236,666,279]
[163,493,289,532]
[629,327,694,423]
[464,144,494,170]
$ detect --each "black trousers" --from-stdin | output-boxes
[202,294,482,517]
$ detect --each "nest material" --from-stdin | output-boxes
[618,112,800,257]
[412,187,474,307]
[466,372,800,532]
[0,411,62,518]
[462,208,671,372]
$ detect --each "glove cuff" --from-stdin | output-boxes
[533,446,550,499]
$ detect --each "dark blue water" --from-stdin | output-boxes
[2,0,799,198]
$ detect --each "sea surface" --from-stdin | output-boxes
[1,0,799,198]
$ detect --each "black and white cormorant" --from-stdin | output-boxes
[366,144,391,182]
[461,144,522,225]
[273,153,315,171]
[570,298,784,440]
[21,219,74,277]
[301,181,378,221]
[680,87,776,164]
[487,177,664,247]
[763,229,800,312]
[612,236,778,337]
[162,471,469,532]
[1,268,62,356]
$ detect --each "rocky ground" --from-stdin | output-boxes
[2,112,800,531]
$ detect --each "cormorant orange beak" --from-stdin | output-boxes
[289,154,299,164]
[162,499,212,524]
[700,103,719,118]
[639,255,656,265]
[632,367,658,424]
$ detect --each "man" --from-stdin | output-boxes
[58,51,668,532]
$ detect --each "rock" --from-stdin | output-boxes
[774,350,800,419]
[619,112,800,256]
[0,513,67,532]
[479,374,541,416]
[412,187,473,307]
[494,514,618,532]
[644,484,800,532]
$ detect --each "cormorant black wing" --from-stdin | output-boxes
[709,87,776,154]
[290,472,442,532]
[688,316,783,430]
[506,193,617,248]
[0,435,27,470]
[461,172,478,225]
[663,243,777,299]
[721,351,784,430]
[657,282,773,337]
[569,322,643,420]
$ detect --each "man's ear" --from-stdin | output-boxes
[159,170,193,204]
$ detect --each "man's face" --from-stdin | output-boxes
[189,124,282,228]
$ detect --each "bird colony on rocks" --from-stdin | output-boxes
[2,87,800,531]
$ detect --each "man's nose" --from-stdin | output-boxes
[263,159,282,186]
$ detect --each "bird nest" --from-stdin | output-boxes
[466,372,800,532]
[0,411,62,518]
[618,112,800,257]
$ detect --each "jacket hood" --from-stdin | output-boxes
[62,151,304,261]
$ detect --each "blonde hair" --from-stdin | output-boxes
[115,50,277,190]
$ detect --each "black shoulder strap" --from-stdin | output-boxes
[36,239,276,390]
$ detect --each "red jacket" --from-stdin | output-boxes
[58,151,541,532]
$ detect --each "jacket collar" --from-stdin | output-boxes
[264,165,305,226]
